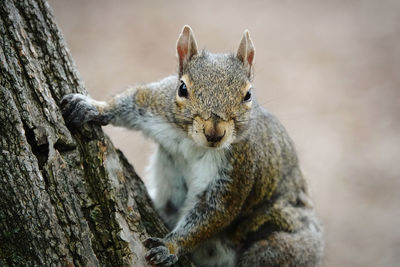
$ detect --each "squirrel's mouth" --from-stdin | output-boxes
[190,117,234,149]
[204,129,225,145]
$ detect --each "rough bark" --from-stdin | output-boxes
[0,0,191,266]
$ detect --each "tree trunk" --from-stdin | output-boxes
[0,0,191,266]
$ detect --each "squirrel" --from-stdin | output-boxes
[62,25,324,267]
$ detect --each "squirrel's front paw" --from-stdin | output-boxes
[61,94,104,127]
[144,237,178,267]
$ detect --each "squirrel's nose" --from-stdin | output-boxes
[204,128,225,143]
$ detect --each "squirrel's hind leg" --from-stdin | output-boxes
[236,224,323,267]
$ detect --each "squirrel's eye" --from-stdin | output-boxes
[178,81,189,98]
[243,90,252,102]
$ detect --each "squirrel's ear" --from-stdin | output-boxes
[236,30,255,78]
[177,25,198,75]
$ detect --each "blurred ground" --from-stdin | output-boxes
[50,0,400,266]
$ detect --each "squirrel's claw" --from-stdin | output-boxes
[61,93,100,127]
[144,237,178,266]
[145,246,177,267]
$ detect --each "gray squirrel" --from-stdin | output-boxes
[62,25,323,267]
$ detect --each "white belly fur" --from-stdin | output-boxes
[142,117,236,266]
[145,141,227,228]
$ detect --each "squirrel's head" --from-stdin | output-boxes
[173,25,256,149]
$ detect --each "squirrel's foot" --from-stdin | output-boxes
[144,237,178,267]
[61,94,108,127]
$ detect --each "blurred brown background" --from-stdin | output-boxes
[49,0,400,266]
